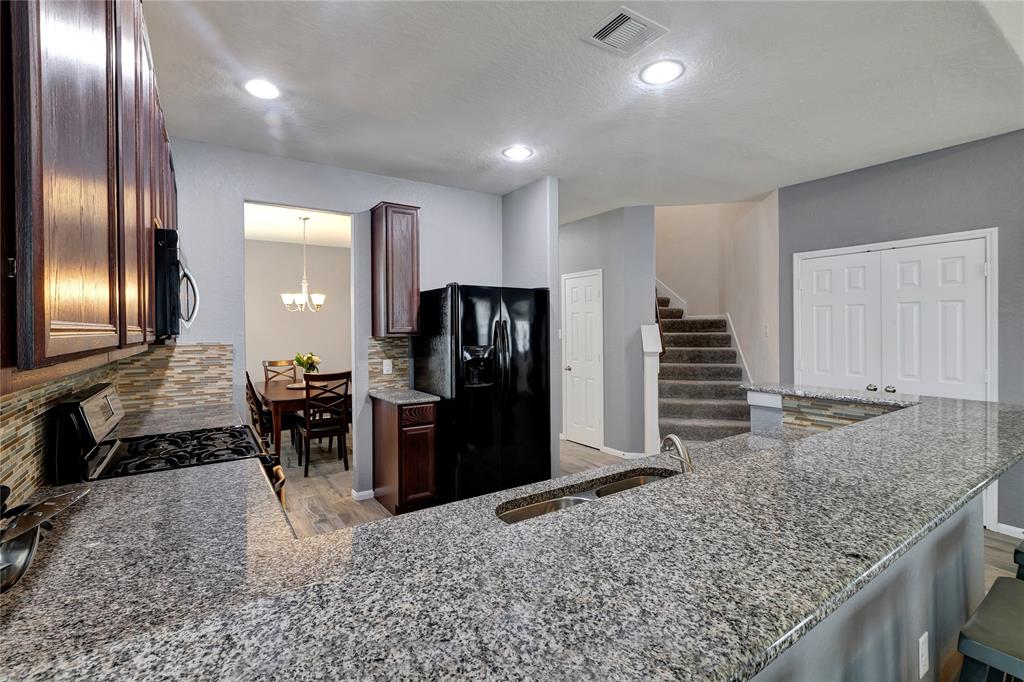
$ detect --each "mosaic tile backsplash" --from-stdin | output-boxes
[1,343,234,506]
[367,337,410,391]
[115,343,233,411]
[0,364,117,506]
[782,396,902,431]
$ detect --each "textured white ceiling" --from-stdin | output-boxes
[243,202,351,248]
[146,1,1024,223]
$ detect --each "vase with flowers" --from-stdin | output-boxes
[293,352,322,382]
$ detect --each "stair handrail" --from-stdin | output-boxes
[655,290,667,358]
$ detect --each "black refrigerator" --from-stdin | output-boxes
[413,283,550,501]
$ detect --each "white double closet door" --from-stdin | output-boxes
[798,237,990,399]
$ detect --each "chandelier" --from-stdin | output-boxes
[280,216,325,312]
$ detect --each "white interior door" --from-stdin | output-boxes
[562,270,603,448]
[881,239,988,399]
[798,252,882,391]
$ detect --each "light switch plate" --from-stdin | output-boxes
[382,359,393,375]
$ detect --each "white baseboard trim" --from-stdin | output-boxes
[351,488,375,501]
[988,522,1024,540]
[599,446,646,460]
[559,432,566,440]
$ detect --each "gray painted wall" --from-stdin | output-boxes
[753,497,984,682]
[560,206,655,453]
[501,177,561,476]
[171,137,503,410]
[171,138,503,494]
[777,129,1024,527]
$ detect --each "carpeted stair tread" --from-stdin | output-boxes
[659,417,750,441]
[659,380,747,400]
[662,347,737,363]
[656,296,670,307]
[659,307,684,320]
[659,398,750,420]
[660,363,744,380]
[663,332,732,348]
[661,318,727,333]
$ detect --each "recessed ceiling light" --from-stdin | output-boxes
[502,144,534,161]
[244,79,280,99]
[639,60,685,85]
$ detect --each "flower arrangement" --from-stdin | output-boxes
[293,352,322,373]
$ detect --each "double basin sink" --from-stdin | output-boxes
[497,469,676,524]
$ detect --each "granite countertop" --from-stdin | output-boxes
[113,403,241,438]
[3,395,1024,680]
[368,388,441,404]
[742,381,920,408]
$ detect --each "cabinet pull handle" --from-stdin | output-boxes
[866,384,878,391]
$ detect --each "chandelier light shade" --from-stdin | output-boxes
[281,216,326,312]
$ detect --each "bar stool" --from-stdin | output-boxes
[1015,539,1023,579]
[957,577,1024,681]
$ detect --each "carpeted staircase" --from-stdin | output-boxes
[657,295,750,441]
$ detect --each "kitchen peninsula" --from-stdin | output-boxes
[2,387,1022,680]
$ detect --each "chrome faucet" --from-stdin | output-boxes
[661,434,694,473]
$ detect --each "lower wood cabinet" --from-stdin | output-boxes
[372,398,437,515]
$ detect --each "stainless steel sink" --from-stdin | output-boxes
[594,474,669,497]
[496,468,679,524]
[497,496,591,524]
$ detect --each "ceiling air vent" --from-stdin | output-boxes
[582,6,668,57]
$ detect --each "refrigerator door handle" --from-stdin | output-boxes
[501,319,511,396]
[493,318,505,393]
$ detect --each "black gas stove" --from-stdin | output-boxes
[51,383,271,485]
[104,425,262,478]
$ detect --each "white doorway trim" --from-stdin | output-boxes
[561,269,605,450]
[792,227,999,402]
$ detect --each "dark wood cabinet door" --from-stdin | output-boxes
[371,202,419,336]
[12,0,121,366]
[385,204,419,334]
[115,0,144,346]
[399,423,436,507]
[139,24,156,341]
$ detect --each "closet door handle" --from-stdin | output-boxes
[884,385,896,393]
[866,384,878,391]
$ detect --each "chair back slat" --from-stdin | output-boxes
[244,372,266,438]
[303,371,352,418]
[263,360,295,384]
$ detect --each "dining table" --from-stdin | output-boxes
[254,380,306,457]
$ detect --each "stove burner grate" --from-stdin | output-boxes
[104,426,262,479]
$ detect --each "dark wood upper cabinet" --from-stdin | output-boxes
[371,201,420,336]
[11,0,121,367]
[115,0,144,346]
[139,19,157,342]
[3,0,175,373]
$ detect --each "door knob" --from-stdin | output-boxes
[866,384,878,391]
[564,365,572,371]
[884,385,896,393]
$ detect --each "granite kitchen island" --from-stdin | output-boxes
[2,388,1023,680]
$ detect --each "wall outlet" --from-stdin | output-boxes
[382,359,393,375]
[763,323,770,338]
[918,631,929,678]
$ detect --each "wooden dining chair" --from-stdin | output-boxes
[293,371,352,477]
[244,371,273,446]
[263,359,296,384]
